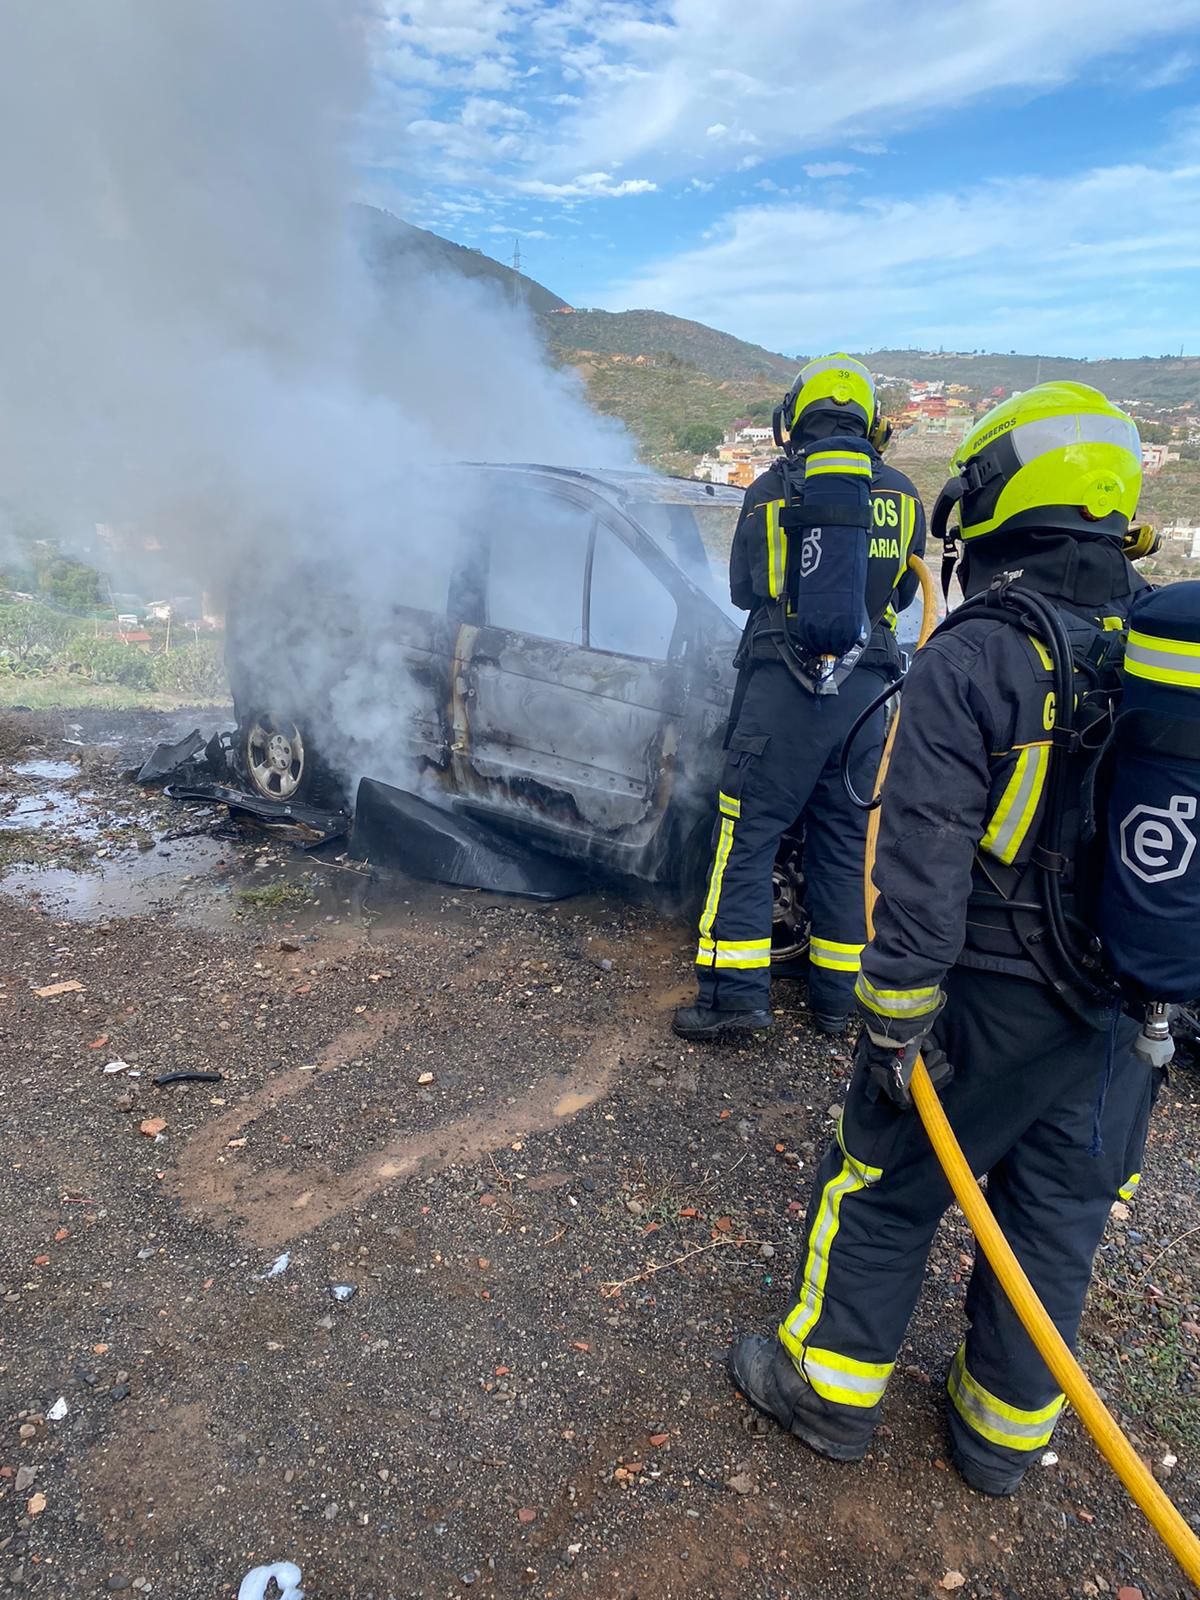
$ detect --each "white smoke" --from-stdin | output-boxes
[0,0,647,804]
[0,0,629,593]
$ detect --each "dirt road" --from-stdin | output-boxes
[0,710,1196,1599]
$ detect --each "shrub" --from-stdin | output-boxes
[35,556,102,612]
[61,634,155,687]
[675,421,724,455]
[150,640,228,699]
[0,603,73,672]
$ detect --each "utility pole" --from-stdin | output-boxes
[509,237,523,309]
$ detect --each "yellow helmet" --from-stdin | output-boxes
[773,354,889,451]
[942,381,1142,543]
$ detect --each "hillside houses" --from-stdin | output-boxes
[693,421,778,487]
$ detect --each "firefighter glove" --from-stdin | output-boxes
[857,1032,953,1110]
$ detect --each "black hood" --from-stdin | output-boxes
[960,527,1145,611]
[792,410,871,448]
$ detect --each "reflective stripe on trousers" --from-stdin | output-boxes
[810,937,864,973]
[947,1345,1064,1451]
[698,791,740,945]
[778,1121,892,1407]
[696,935,772,970]
[800,1345,894,1408]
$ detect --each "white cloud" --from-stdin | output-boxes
[538,0,1200,180]
[514,171,657,199]
[376,0,522,59]
[591,157,1200,357]
[460,96,530,129]
[363,1,1200,220]
[465,56,519,91]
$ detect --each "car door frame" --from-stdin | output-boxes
[446,470,703,874]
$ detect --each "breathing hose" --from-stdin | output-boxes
[866,554,1200,1589]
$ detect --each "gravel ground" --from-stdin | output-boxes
[0,709,1197,1600]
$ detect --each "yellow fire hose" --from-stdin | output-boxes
[864,554,1200,1588]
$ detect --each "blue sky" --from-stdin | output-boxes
[358,0,1200,358]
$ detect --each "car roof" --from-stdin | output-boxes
[459,461,744,510]
[456,461,744,630]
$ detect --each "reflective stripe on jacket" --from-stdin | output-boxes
[728,454,926,625]
[856,588,1134,1030]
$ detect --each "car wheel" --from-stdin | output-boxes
[771,830,811,970]
[673,817,811,970]
[238,712,344,808]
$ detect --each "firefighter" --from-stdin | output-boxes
[727,381,1158,1497]
[673,355,926,1042]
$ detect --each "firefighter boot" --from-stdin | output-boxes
[812,1012,849,1036]
[727,1335,871,1461]
[949,1441,1028,1498]
[672,1005,774,1042]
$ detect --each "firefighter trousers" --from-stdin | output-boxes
[775,967,1157,1479]
[695,658,888,1017]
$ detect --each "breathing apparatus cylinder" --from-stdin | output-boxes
[778,435,873,673]
[1098,583,1200,1038]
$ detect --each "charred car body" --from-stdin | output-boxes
[224,464,810,957]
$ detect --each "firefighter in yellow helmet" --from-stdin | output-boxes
[728,382,1162,1496]
[673,355,926,1041]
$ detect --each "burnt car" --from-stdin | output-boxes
[224,463,810,961]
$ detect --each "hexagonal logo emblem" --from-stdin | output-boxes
[1119,794,1198,885]
[799,529,823,578]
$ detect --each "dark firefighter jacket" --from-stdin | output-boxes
[857,531,1148,1038]
[728,449,926,638]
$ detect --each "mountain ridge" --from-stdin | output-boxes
[539,306,799,384]
[355,212,1199,409]
[353,204,569,316]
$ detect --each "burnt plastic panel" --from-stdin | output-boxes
[136,729,207,785]
[352,778,588,900]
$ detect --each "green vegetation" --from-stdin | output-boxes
[236,881,311,912]
[0,600,229,708]
[571,352,779,466]
[1139,459,1200,529]
[62,633,156,688]
[35,555,103,611]
[148,640,228,698]
[543,307,797,384]
[0,602,78,671]
[0,678,226,711]
[0,538,107,613]
[675,420,724,455]
[861,350,1200,409]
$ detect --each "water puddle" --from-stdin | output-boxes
[0,787,100,836]
[0,834,236,920]
[0,746,636,945]
[12,759,78,781]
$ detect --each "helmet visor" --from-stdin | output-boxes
[1010,412,1141,466]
